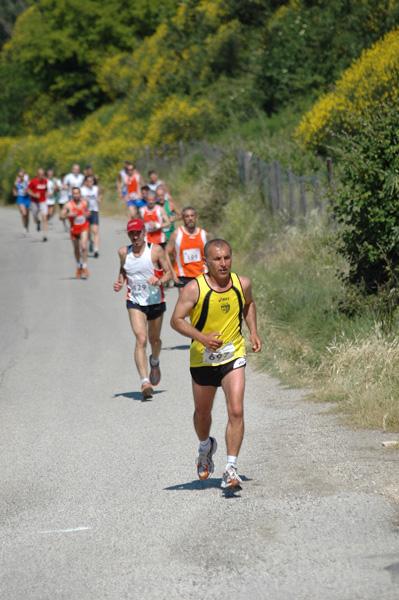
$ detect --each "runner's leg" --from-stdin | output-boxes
[192,379,217,442]
[147,314,163,361]
[80,230,89,264]
[221,367,245,456]
[72,238,81,264]
[91,223,99,251]
[128,308,149,380]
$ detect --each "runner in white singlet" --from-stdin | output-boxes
[113,218,172,399]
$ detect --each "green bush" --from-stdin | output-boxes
[256,0,399,113]
[332,107,399,293]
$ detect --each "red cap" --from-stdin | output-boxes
[127,219,144,232]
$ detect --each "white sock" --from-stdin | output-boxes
[226,456,237,470]
[199,438,211,453]
[94,247,98,252]
[141,378,150,385]
[82,263,87,268]
[150,355,159,366]
[77,263,81,268]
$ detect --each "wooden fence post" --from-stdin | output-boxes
[326,157,334,185]
[288,167,295,224]
[243,151,252,187]
[300,178,307,217]
[269,162,278,214]
[178,141,184,161]
[276,161,283,211]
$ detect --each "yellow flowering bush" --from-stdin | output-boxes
[144,96,218,147]
[296,27,399,149]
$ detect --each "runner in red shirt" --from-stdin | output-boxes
[59,187,91,279]
[27,168,48,242]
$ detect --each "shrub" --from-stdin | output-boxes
[332,107,399,293]
[144,95,218,147]
[257,0,399,116]
[296,27,399,150]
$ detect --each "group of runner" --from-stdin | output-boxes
[14,160,263,490]
[113,179,262,489]
[14,164,101,278]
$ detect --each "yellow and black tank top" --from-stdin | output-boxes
[190,272,246,368]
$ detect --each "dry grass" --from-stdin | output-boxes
[311,328,399,430]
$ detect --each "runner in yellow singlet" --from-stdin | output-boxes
[170,238,262,490]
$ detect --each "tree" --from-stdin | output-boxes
[333,107,399,293]
[0,0,179,132]
[0,0,27,48]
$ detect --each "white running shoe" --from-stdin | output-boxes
[221,464,243,489]
[196,437,217,480]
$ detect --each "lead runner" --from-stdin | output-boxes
[170,238,262,489]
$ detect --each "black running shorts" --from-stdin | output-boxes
[190,356,246,387]
[126,300,166,321]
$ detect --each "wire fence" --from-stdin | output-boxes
[133,140,333,224]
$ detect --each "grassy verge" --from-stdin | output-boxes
[226,204,399,431]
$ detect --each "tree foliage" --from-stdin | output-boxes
[0,0,27,48]
[333,107,399,293]
[0,0,179,134]
[256,0,399,114]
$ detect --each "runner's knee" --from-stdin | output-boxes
[136,333,147,348]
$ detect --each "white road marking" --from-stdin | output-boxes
[38,527,91,534]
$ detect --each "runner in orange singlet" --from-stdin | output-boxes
[123,164,144,219]
[166,206,209,293]
[140,190,170,247]
[60,187,91,279]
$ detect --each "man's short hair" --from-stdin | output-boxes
[204,238,232,259]
[148,170,156,176]
[182,206,197,216]
[147,190,156,200]
[72,187,81,193]
[141,185,150,192]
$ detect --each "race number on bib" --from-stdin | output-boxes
[132,281,149,294]
[203,342,235,365]
[74,215,86,225]
[183,248,201,264]
[132,279,161,305]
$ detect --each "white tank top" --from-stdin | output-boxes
[124,243,162,306]
[81,185,99,211]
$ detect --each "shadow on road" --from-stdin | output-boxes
[113,390,165,402]
[164,475,251,499]
[164,479,222,491]
[162,345,190,351]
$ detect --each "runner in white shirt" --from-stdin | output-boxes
[147,170,171,195]
[57,173,70,231]
[46,169,58,223]
[64,164,84,199]
[81,175,101,258]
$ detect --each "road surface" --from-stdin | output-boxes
[1,206,399,599]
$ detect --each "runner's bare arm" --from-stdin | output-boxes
[113,247,127,292]
[170,282,223,351]
[160,206,171,229]
[169,199,182,223]
[27,187,40,199]
[239,275,262,353]
[148,245,172,286]
[165,232,180,284]
[59,201,71,221]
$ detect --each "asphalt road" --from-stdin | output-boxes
[1,206,399,600]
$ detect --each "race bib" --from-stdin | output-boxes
[183,248,201,264]
[132,281,149,294]
[74,215,85,225]
[131,280,161,305]
[203,342,235,365]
